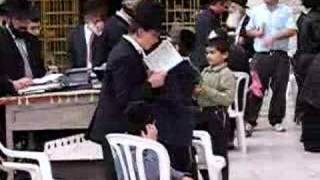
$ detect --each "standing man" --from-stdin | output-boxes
[0,0,46,147]
[295,0,320,152]
[93,0,142,68]
[244,0,297,136]
[192,0,228,70]
[86,1,166,179]
[67,0,106,69]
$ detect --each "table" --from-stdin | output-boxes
[0,90,100,150]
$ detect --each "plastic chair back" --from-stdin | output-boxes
[106,134,171,180]
[0,142,54,180]
[44,133,103,161]
[1,161,42,180]
[228,72,250,117]
[193,131,226,180]
[227,72,249,153]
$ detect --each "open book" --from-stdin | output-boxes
[32,73,64,85]
[143,40,183,72]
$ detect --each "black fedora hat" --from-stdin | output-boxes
[231,0,248,8]
[7,0,33,20]
[134,0,164,32]
[0,1,9,16]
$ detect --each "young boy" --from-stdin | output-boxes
[194,33,236,180]
[114,102,193,180]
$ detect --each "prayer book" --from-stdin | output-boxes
[143,40,183,72]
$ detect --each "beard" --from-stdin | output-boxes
[226,10,243,30]
[9,24,29,39]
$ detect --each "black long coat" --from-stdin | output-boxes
[87,38,150,143]
[0,28,45,96]
[301,54,320,108]
[153,61,198,147]
[93,14,130,67]
[67,25,102,68]
[294,8,320,86]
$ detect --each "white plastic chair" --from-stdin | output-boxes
[0,160,42,180]
[0,142,54,180]
[106,133,171,180]
[44,133,103,161]
[192,130,226,180]
[228,72,250,153]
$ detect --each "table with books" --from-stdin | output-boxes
[0,89,100,149]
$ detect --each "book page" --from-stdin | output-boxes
[143,40,183,72]
[32,74,64,85]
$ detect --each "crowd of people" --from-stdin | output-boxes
[0,0,320,179]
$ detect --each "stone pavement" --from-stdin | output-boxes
[229,84,320,180]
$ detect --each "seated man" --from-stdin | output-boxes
[114,102,193,180]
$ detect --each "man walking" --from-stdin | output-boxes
[244,0,297,136]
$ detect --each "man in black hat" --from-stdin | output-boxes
[0,0,45,93]
[225,0,254,141]
[86,1,166,179]
[67,0,107,69]
[0,0,46,147]
[227,0,254,60]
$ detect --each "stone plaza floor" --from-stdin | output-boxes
[229,87,320,180]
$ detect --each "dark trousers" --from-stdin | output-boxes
[197,107,229,180]
[293,54,316,122]
[162,143,198,179]
[245,52,290,126]
[102,140,118,180]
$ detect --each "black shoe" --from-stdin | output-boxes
[228,141,235,150]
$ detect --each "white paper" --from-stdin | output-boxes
[32,73,64,85]
[18,83,62,95]
[143,40,183,72]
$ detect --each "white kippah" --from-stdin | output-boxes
[208,30,218,40]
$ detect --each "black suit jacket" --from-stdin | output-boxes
[93,14,130,67]
[0,28,45,96]
[67,25,101,68]
[153,61,198,146]
[87,38,152,143]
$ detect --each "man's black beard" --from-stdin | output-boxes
[9,24,29,39]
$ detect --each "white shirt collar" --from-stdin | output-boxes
[6,25,17,40]
[123,35,146,57]
[116,9,133,25]
[235,15,246,44]
[263,3,279,11]
[84,24,94,69]
[84,24,94,40]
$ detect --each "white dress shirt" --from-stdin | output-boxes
[246,3,297,52]
[84,24,94,69]
[116,9,133,26]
